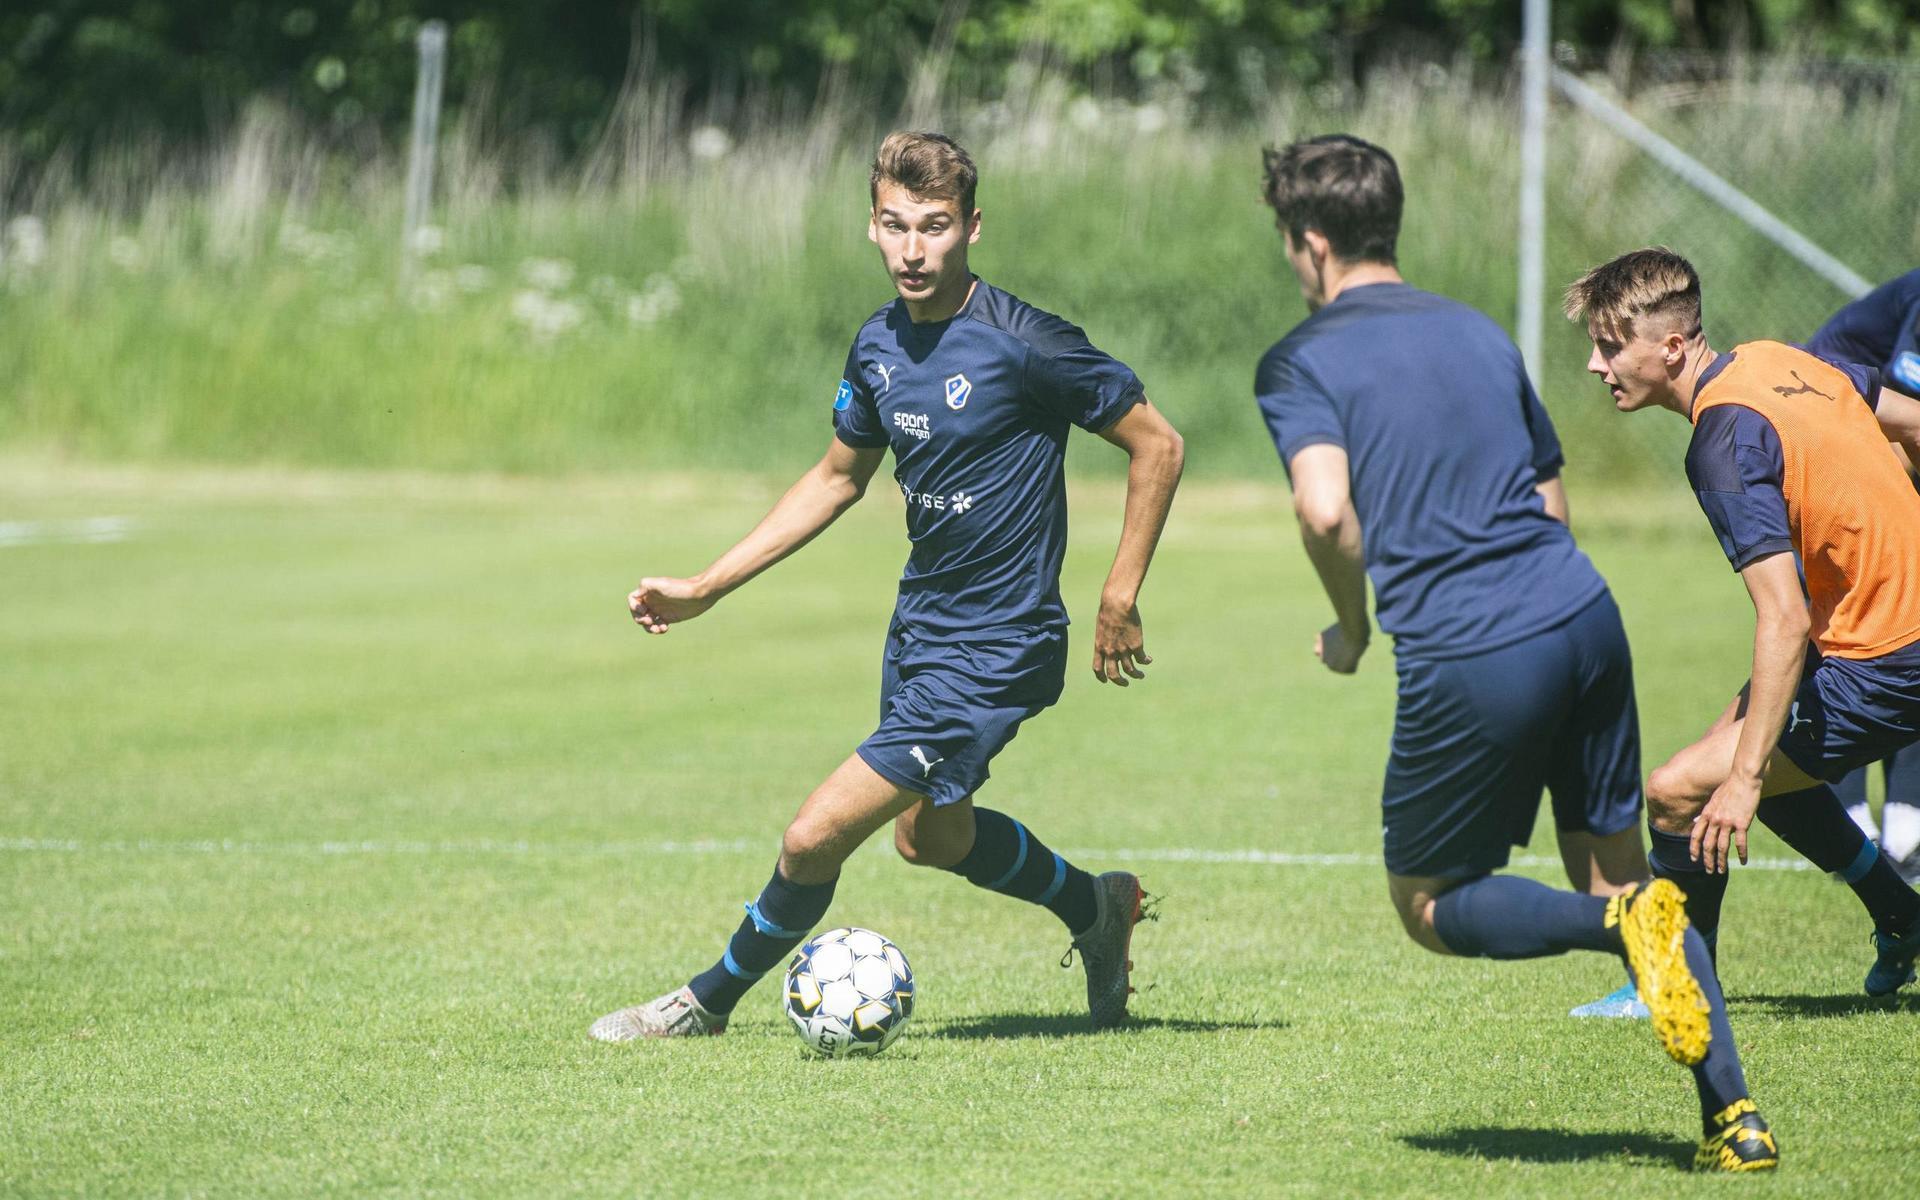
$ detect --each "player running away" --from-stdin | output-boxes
[1565,249,1920,1008]
[1807,268,1920,879]
[591,131,1184,1042]
[1254,137,1771,1172]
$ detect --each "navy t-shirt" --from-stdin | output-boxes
[833,279,1144,641]
[1686,350,1884,572]
[1254,283,1606,659]
[1807,269,1920,393]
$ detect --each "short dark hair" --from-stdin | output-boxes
[870,130,978,217]
[1260,135,1403,265]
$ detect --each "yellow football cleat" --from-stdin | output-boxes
[1607,879,1711,1066]
[1695,1099,1780,1172]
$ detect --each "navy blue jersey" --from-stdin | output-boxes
[1807,269,1920,393]
[1685,350,1883,573]
[833,279,1144,641]
[1255,282,1606,659]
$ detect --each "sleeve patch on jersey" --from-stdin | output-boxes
[834,379,854,412]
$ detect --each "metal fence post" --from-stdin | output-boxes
[1516,0,1549,379]
[402,20,448,280]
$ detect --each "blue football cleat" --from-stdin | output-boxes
[1569,982,1650,1019]
[1865,912,1920,997]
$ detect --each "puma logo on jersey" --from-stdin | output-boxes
[1772,371,1835,402]
[1787,702,1812,734]
[869,362,896,393]
[909,745,943,776]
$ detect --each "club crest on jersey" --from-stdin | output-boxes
[944,373,972,410]
[834,380,854,412]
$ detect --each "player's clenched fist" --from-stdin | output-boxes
[628,576,716,634]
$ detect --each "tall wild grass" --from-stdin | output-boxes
[1,56,1913,482]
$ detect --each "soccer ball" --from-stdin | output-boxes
[783,927,914,1058]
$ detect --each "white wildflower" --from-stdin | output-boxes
[454,264,492,293]
[689,125,733,161]
[6,216,48,269]
[520,257,574,291]
[1134,103,1168,135]
[512,289,584,341]
[408,224,445,256]
[108,236,144,271]
[1068,97,1103,131]
[409,269,453,312]
[625,275,682,327]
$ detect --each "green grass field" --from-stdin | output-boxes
[4,462,1918,1196]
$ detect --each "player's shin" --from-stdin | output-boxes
[687,865,838,1015]
[1758,785,1920,935]
[1682,926,1754,1134]
[944,808,1098,934]
[1648,825,1727,962]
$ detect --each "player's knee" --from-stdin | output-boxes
[781,814,841,873]
[1645,764,1701,830]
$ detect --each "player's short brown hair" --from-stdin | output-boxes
[870,131,977,216]
[1563,247,1703,341]
[1260,134,1402,265]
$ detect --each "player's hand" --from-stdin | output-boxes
[1691,772,1762,874]
[1092,596,1151,687]
[1315,622,1368,674]
[627,576,717,634]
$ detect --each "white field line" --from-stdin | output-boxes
[0,516,133,548]
[0,835,1822,872]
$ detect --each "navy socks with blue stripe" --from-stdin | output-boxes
[1648,825,1726,962]
[1758,784,1920,936]
[687,866,837,1016]
[1430,875,1622,958]
[1431,873,1749,1133]
[1651,783,1920,957]
[947,808,1099,936]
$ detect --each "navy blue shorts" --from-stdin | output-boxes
[1776,641,1920,783]
[855,625,1067,808]
[1382,591,1642,878]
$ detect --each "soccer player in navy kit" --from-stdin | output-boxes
[1254,137,1771,1171]
[1808,269,1920,880]
[591,132,1184,1041]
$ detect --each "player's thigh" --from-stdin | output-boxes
[1385,872,1460,955]
[1381,650,1558,881]
[1775,648,1920,791]
[782,754,924,881]
[1545,592,1644,856]
[1647,718,1821,831]
[893,795,976,867]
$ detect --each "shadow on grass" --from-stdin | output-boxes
[925,1013,1284,1040]
[1402,1127,1690,1169]
[1733,991,1920,1018]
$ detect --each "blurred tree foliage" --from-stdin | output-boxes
[4,0,1916,168]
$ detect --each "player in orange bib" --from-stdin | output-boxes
[1565,248,1920,1010]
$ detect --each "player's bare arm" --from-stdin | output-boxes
[1691,551,1811,872]
[1535,475,1570,524]
[1088,400,1184,686]
[1871,382,1920,467]
[1287,443,1369,673]
[628,437,886,633]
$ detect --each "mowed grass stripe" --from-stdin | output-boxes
[3,466,1917,1197]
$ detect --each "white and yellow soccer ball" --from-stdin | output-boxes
[783,927,914,1058]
